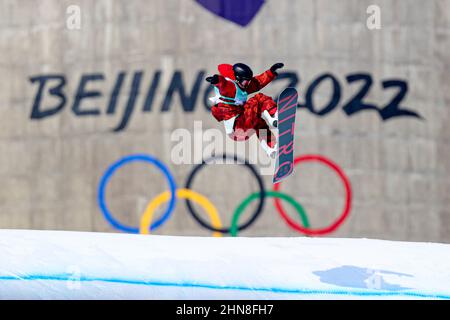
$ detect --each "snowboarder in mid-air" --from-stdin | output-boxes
[206,62,284,158]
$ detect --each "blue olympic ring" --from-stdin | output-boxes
[97,154,177,233]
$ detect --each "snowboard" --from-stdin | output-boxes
[273,87,298,184]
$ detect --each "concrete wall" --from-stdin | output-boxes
[0,0,449,242]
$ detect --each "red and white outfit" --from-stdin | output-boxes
[209,64,278,156]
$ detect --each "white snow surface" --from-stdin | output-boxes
[0,229,449,299]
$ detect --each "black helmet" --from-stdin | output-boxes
[233,63,253,81]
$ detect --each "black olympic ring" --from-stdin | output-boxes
[184,154,266,233]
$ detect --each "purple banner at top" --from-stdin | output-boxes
[196,0,265,27]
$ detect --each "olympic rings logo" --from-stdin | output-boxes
[97,153,352,236]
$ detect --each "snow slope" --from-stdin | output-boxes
[0,229,449,299]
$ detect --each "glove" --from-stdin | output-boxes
[206,74,219,84]
[270,63,284,74]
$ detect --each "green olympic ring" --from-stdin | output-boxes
[230,191,311,237]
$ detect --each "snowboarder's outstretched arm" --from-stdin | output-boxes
[246,63,284,94]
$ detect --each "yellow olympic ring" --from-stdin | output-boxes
[139,188,223,237]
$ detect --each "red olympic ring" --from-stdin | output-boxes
[273,154,352,236]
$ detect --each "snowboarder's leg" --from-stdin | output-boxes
[238,95,278,158]
[227,114,253,142]
[257,125,277,159]
[260,138,277,159]
[262,110,278,129]
[251,93,278,129]
[222,116,237,135]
